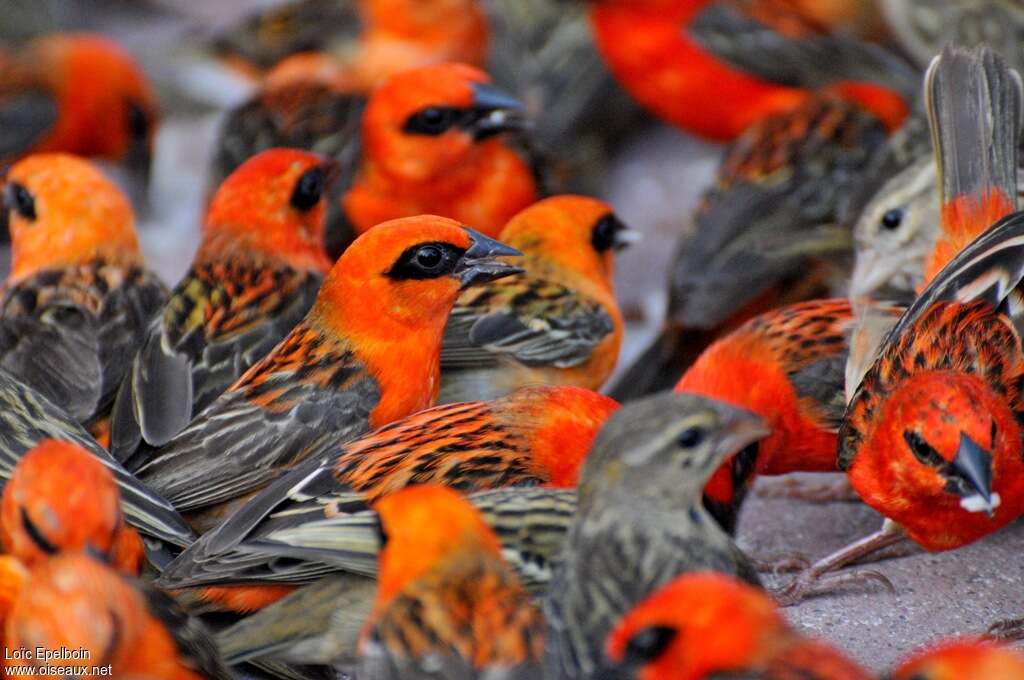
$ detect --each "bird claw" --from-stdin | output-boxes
[755,476,861,504]
[985,618,1024,642]
[772,567,895,607]
[750,551,810,575]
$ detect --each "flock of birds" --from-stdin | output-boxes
[4,0,1024,678]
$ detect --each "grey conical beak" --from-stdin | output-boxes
[455,227,524,287]
[952,432,998,516]
[467,82,529,140]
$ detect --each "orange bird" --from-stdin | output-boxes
[673,298,852,532]
[5,554,230,680]
[341,63,538,239]
[890,639,1024,680]
[0,34,157,175]
[776,45,1024,605]
[587,0,909,141]
[1,440,143,574]
[132,216,521,529]
[110,148,335,468]
[359,485,545,679]
[154,385,617,595]
[441,196,633,403]
[0,153,166,433]
[602,573,870,680]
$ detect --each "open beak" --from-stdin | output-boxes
[455,228,524,288]
[952,432,999,516]
[466,82,530,141]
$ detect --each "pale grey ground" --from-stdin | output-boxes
[5,0,1024,674]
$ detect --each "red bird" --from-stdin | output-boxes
[0,33,157,175]
[441,196,633,403]
[587,0,907,141]
[154,386,617,596]
[133,216,521,530]
[674,298,853,532]
[111,148,335,468]
[777,45,1024,605]
[5,554,230,680]
[602,573,871,679]
[359,485,545,679]
[1,440,144,574]
[342,63,539,239]
[0,153,167,435]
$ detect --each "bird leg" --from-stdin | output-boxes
[755,475,861,503]
[773,519,906,606]
[748,551,810,575]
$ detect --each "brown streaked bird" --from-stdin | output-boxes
[358,484,545,680]
[440,196,633,403]
[0,153,167,435]
[132,216,522,530]
[110,148,335,469]
[543,392,770,679]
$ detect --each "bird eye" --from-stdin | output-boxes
[403,106,461,136]
[4,182,36,221]
[880,208,904,231]
[902,431,947,468]
[623,625,677,664]
[677,427,706,449]
[387,242,464,280]
[125,100,150,140]
[591,213,629,253]
[290,166,327,211]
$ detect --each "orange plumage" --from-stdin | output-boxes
[674,299,851,529]
[891,639,1024,680]
[604,573,870,680]
[923,189,1017,286]
[132,216,522,527]
[111,148,335,466]
[588,0,904,141]
[0,34,156,168]
[361,485,544,678]
[343,63,538,238]
[1,440,143,574]
[441,196,630,403]
[5,554,228,679]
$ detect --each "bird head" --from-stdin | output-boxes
[0,440,125,569]
[499,195,637,288]
[600,573,790,680]
[578,392,770,509]
[3,153,142,282]
[5,554,147,674]
[361,63,529,184]
[849,157,939,303]
[371,484,503,609]
[876,371,1015,521]
[314,214,522,333]
[35,34,158,178]
[203,148,337,272]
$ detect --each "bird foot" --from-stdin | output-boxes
[749,551,810,575]
[755,476,861,503]
[773,567,894,607]
[986,618,1024,642]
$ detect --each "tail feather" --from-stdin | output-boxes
[927,45,1023,211]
